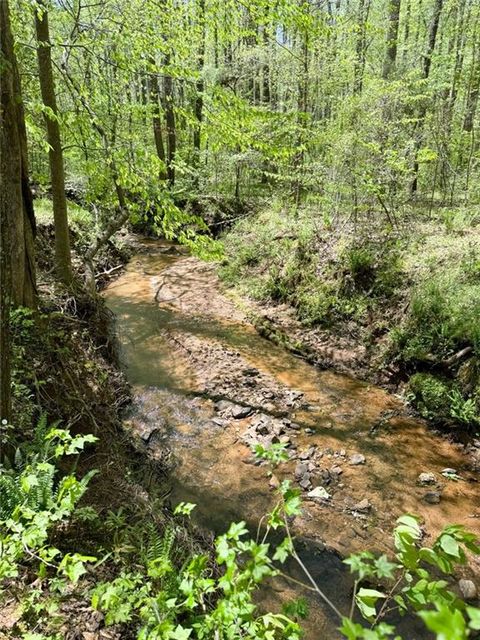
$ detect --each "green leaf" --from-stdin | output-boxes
[169,626,192,640]
[439,535,460,559]
[419,604,467,640]
[174,502,196,516]
[467,607,480,631]
[273,537,293,563]
[226,521,248,540]
[355,588,386,622]
[374,555,398,579]
[339,618,364,640]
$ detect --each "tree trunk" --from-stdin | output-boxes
[149,64,168,181]
[402,0,411,64]
[162,56,176,187]
[464,36,480,132]
[353,0,371,94]
[422,0,444,80]
[1,0,37,420]
[193,0,205,183]
[382,0,401,79]
[34,0,73,285]
[411,0,444,193]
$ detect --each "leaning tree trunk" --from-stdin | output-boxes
[1,0,37,420]
[35,0,73,285]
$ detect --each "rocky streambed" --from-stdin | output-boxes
[104,238,480,637]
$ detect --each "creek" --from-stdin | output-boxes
[104,239,479,638]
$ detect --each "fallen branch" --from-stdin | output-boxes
[444,346,473,367]
[95,264,124,280]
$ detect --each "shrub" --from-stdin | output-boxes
[397,276,480,363]
[339,240,403,297]
[408,373,453,422]
[408,373,480,429]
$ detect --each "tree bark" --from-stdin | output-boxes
[353,0,371,94]
[422,0,444,80]
[1,0,37,420]
[34,0,73,285]
[410,0,444,193]
[162,56,176,187]
[464,34,480,132]
[193,0,205,176]
[382,0,401,79]
[149,64,168,181]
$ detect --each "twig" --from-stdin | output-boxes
[95,264,123,280]
[283,517,344,621]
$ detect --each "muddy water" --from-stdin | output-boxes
[104,240,480,638]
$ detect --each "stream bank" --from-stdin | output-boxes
[104,238,480,637]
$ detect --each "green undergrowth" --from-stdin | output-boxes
[10,301,126,436]
[34,197,93,229]
[2,426,480,640]
[220,200,480,431]
[221,205,404,329]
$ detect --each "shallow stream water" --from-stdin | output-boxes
[104,239,479,638]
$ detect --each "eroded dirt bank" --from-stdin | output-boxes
[104,239,480,636]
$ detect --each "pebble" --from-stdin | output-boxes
[231,405,253,419]
[242,456,263,466]
[330,465,343,476]
[272,422,285,436]
[418,472,436,485]
[459,579,477,600]
[442,468,457,475]
[299,474,312,490]
[295,462,309,478]
[321,469,331,481]
[242,368,259,377]
[308,486,330,500]
[349,453,366,465]
[423,491,441,504]
[269,475,280,490]
[353,499,371,513]
[215,400,232,413]
[257,423,270,435]
[299,446,316,460]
